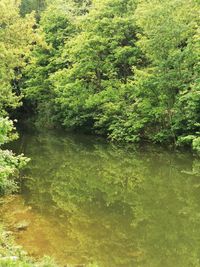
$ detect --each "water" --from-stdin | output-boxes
[2,129,200,267]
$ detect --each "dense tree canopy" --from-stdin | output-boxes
[0,0,36,114]
[52,0,141,136]
[135,0,200,146]
[0,0,199,195]
[20,0,200,151]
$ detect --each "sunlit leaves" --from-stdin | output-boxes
[0,0,36,113]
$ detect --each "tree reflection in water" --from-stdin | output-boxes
[5,130,200,267]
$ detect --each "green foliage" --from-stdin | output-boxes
[21,0,200,149]
[193,137,200,153]
[0,0,36,195]
[134,0,200,144]
[0,118,29,195]
[0,1,56,265]
[0,0,36,114]
[52,0,141,135]
[20,0,47,19]
[23,1,76,127]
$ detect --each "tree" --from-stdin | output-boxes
[134,0,200,145]
[0,118,28,195]
[22,0,76,127]
[21,0,200,150]
[0,0,36,115]
[20,0,47,19]
[0,0,36,195]
[52,0,141,136]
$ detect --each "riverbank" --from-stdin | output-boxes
[0,198,57,267]
[0,224,58,267]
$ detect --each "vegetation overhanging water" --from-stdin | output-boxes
[0,0,199,266]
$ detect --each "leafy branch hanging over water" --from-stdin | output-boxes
[0,118,29,196]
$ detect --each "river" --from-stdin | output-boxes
[1,129,200,267]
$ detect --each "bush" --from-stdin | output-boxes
[0,118,29,196]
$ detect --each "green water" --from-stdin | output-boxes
[7,130,200,266]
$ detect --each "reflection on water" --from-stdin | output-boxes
[2,130,200,267]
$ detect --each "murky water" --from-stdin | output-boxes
[1,130,200,267]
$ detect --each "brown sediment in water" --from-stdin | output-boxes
[0,195,88,266]
[0,195,144,267]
